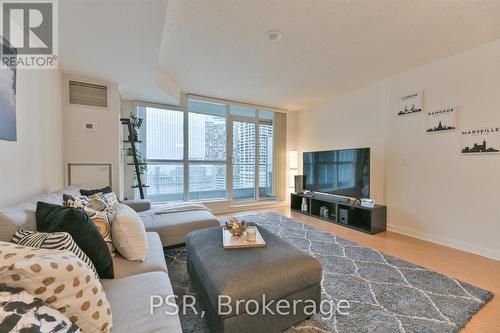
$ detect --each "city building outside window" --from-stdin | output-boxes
[133,98,276,203]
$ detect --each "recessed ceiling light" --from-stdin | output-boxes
[266,30,283,41]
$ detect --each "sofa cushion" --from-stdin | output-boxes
[121,199,152,212]
[139,209,220,247]
[0,194,60,243]
[112,232,166,279]
[0,284,82,333]
[87,209,115,254]
[112,203,148,261]
[63,194,116,254]
[80,186,113,196]
[11,228,98,278]
[51,185,84,199]
[0,241,113,333]
[0,186,84,242]
[0,209,36,242]
[101,272,182,333]
[102,192,119,207]
[36,201,114,279]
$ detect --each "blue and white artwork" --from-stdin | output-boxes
[0,37,17,141]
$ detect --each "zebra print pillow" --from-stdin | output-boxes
[11,229,99,279]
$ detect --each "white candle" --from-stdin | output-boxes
[246,226,256,242]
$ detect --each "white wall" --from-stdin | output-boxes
[385,39,500,260]
[297,39,500,260]
[297,81,388,204]
[0,70,63,208]
[62,75,122,198]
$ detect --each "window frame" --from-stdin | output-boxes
[228,108,276,202]
[133,101,185,201]
[133,96,280,203]
[230,117,257,201]
[186,100,228,201]
[257,120,275,200]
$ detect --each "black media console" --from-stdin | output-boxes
[290,193,386,234]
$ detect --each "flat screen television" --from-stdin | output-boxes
[303,148,370,198]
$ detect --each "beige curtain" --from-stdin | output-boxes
[273,112,287,201]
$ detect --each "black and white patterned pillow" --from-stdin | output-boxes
[102,192,118,207]
[86,193,113,212]
[11,229,99,279]
[0,284,81,333]
[63,194,116,255]
[63,193,112,213]
[85,209,115,255]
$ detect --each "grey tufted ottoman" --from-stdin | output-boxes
[186,226,322,333]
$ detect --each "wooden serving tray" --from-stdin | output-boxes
[222,227,266,249]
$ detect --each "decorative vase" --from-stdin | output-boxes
[246,226,257,242]
[301,198,308,212]
[225,217,247,237]
[139,174,146,186]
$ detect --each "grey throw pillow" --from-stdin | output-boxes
[112,203,148,261]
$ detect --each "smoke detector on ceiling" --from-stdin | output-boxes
[266,30,283,41]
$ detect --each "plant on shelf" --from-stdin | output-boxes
[124,148,148,185]
[130,113,143,141]
[136,157,148,186]
[123,147,134,163]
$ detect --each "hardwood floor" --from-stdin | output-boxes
[216,206,500,333]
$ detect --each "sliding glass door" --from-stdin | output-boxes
[258,122,274,198]
[232,120,256,200]
[230,107,276,201]
[135,98,276,203]
[188,100,227,200]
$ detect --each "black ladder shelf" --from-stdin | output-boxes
[121,118,148,199]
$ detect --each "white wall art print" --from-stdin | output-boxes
[461,127,500,154]
[426,107,456,133]
[0,36,17,141]
[398,91,422,116]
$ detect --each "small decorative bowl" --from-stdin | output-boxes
[225,217,247,237]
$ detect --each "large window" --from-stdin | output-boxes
[188,100,227,200]
[134,98,276,202]
[259,122,273,198]
[232,120,256,200]
[136,106,184,203]
[146,163,184,202]
[188,100,226,160]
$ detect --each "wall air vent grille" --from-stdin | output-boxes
[69,80,108,108]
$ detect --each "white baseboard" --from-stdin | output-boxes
[213,200,288,215]
[387,224,500,262]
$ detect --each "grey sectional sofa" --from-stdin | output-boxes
[139,208,221,247]
[0,186,220,332]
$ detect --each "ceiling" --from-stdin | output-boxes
[59,0,178,105]
[159,0,500,110]
[60,0,500,110]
